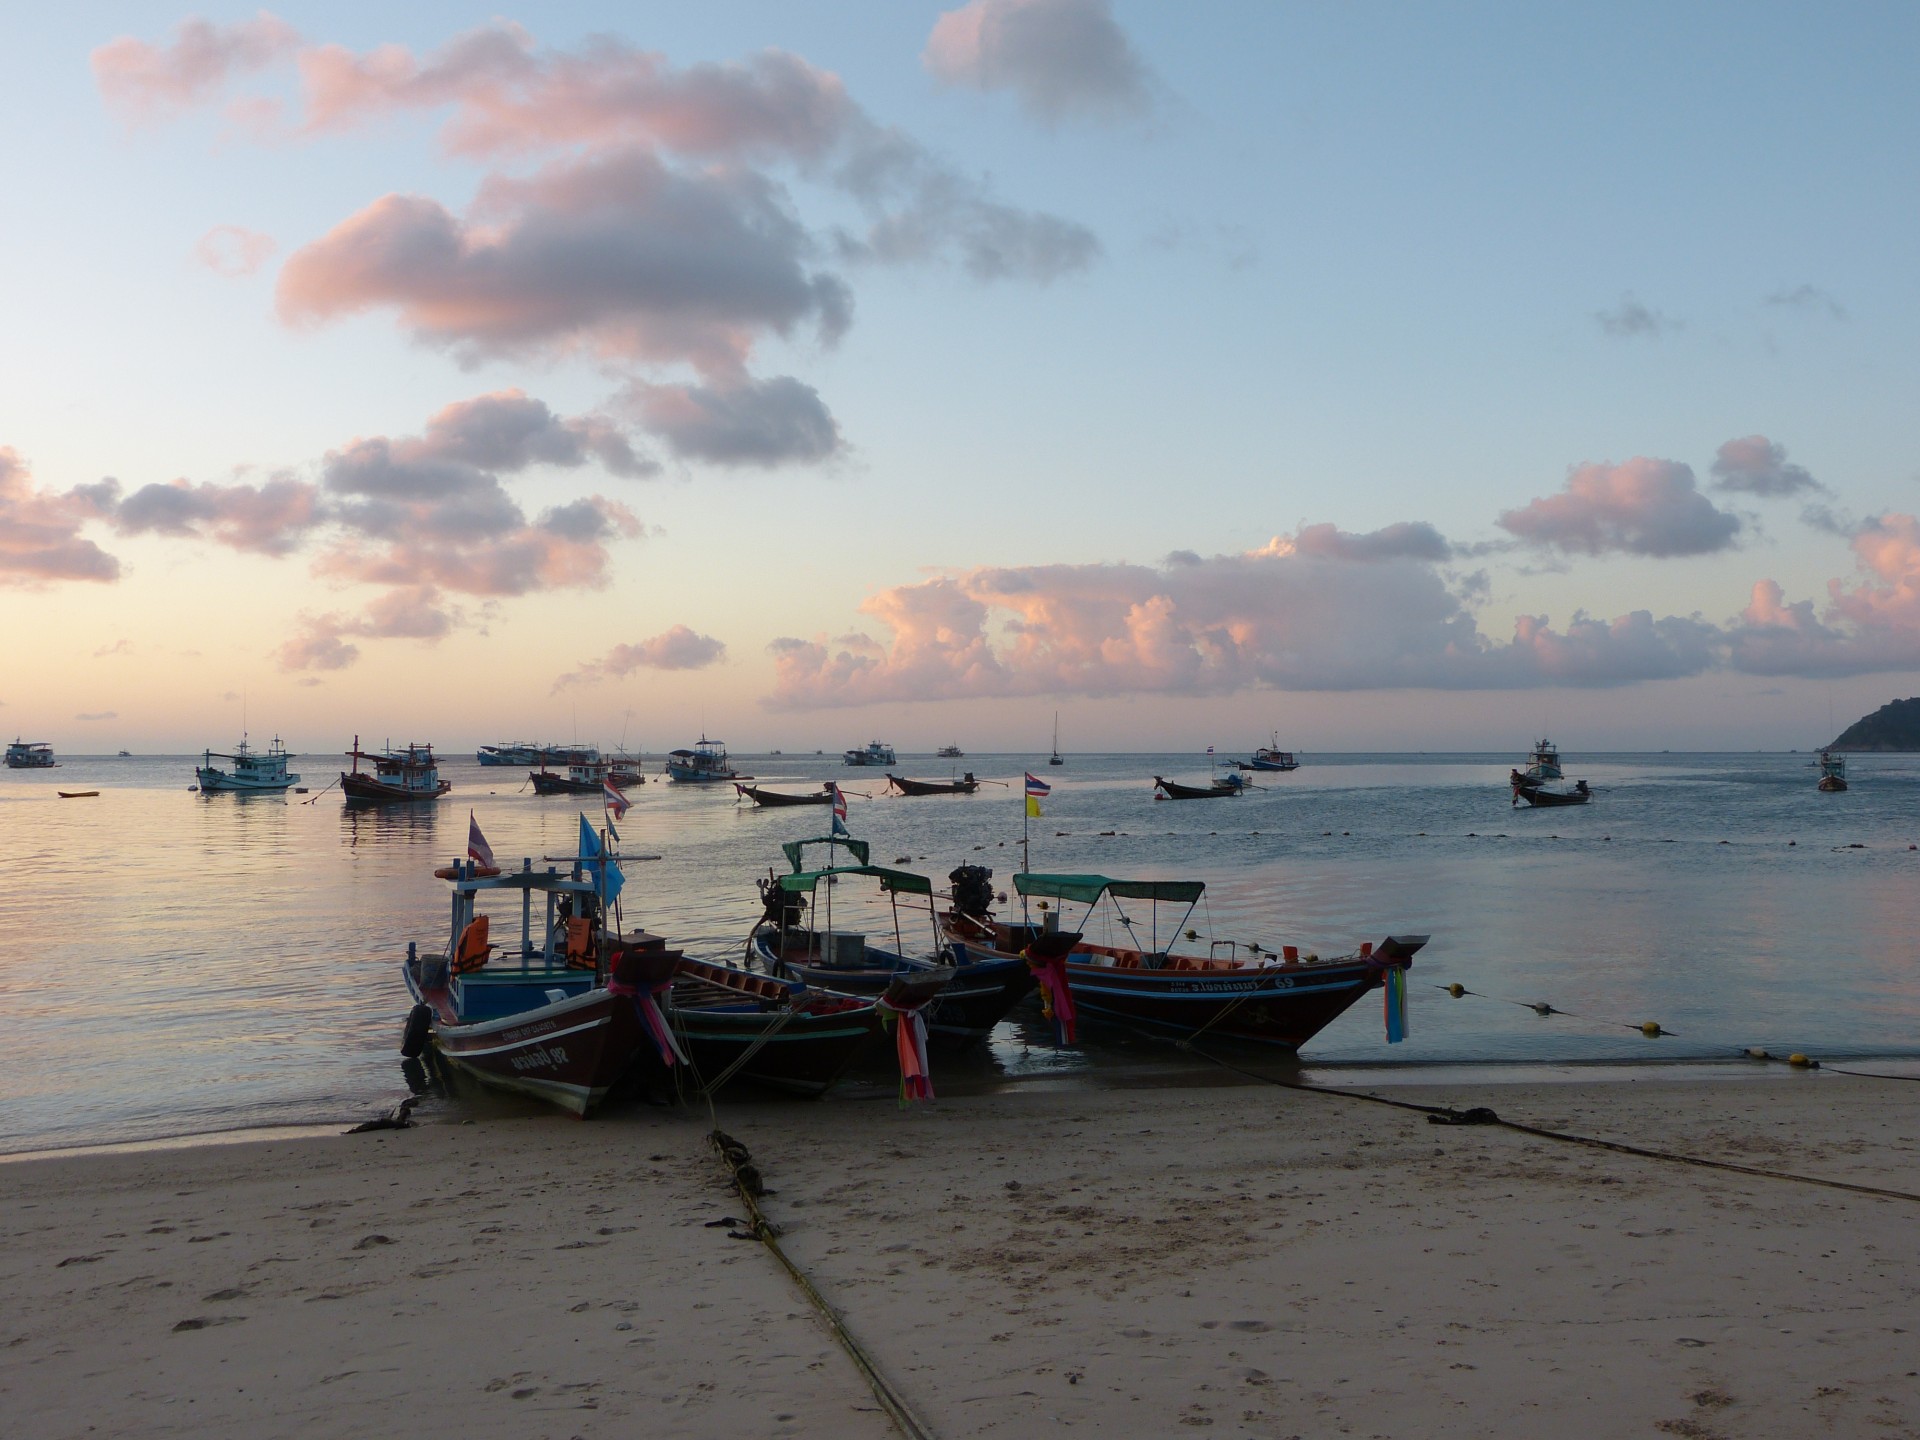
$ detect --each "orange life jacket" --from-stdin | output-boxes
[452,914,492,974]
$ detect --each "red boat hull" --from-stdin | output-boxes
[344,773,451,803]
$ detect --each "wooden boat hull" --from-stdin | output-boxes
[1154,776,1242,800]
[735,783,832,807]
[1513,786,1589,806]
[663,957,882,1097]
[885,775,979,796]
[944,920,1422,1051]
[342,773,452,803]
[749,929,1032,1045]
[529,772,602,795]
[404,960,648,1117]
[1818,776,1848,792]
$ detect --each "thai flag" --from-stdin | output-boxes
[603,778,630,819]
[830,782,849,837]
[467,811,495,869]
[1024,771,1049,818]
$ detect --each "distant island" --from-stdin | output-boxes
[1831,696,1920,750]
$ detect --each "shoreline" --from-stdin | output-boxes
[10,1050,1920,1164]
[6,1075,1919,1436]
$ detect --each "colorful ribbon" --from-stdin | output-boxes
[876,998,935,1104]
[1025,948,1077,1046]
[610,976,688,1068]
[1382,964,1409,1044]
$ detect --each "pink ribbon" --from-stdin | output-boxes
[877,999,935,1104]
[610,977,686,1068]
[1026,951,1077,1046]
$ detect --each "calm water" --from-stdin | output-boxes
[4,749,1917,1153]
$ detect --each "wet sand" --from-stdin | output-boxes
[5,1074,1919,1437]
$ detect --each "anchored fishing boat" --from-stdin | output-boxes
[1511,776,1591,807]
[1522,738,1563,782]
[1817,750,1849,793]
[5,739,55,768]
[341,737,451,804]
[196,735,299,793]
[937,744,964,758]
[842,740,897,767]
[886,772,980,796]
[1154,772,1246,800]
[607,748,648,788]
[1249,732,1298,771]
[748,839,1026,1048]
[530,755,611,796]
[942,872,1422,1051]
[665,736,740,783]
[735,782,836,807]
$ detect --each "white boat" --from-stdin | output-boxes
[1048,712,1064,767]
[1522,738,1562,782]
[843,741,897,766]
[197,735,300,792]
[5,739,56,768]
[1249,732,1298,771]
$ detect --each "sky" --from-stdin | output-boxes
[4,0,1920,755]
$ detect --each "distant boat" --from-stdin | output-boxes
[735,782,834,807]
[887,772,980,796]
[843,740,897,766]
[197,734,300,793]
[1154,773,1246,800]
[529,755,610,796]
[606,748,648,788]
[1817,750,1849,793]
[341,736,451,804]
[58,790,99,799]
[1048,712,1064,767]
[937,744,964,758]
[665,736,740,783]
[1249,732,1298,771]
[478,742,594,767]
[1522,738,1563,782]
[1512,777,1591,807]
[5,739,56,769]
[116,750,132,758]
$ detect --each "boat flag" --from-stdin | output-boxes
[1024,772,1050,819]
[577,812,625,904]
[467,811,495,869]
[602,777,630,820]
[830,782,849,837]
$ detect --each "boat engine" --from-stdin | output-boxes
[757,870,807,929]
[949,864,995,921]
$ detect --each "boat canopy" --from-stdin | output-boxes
[775,834,931,895]
[1014,873,1206,904]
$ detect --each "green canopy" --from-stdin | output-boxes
[778,865,933,896]
[781,835,869,872]
[1013,873,1206,905]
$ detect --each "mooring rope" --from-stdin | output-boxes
[1164,1036,1920,1207]
[708,1129,937,1440]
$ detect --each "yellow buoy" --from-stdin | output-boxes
[1445,983,1466,998]
[1641,1021,1664,1037]
[1788,1052,1812,1067]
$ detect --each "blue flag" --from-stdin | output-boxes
[579,813,625,905]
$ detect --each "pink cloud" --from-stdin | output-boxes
[0,447,121,586]
[1710,434,1821,498]
[552,624,728,691]
[628,375,841,467]
[93,12,300,122]
[194,225,278,277]
[111,474,322,555]
[274,585,453,672]
[925,0,1153,124]
[1730,515,1920,676]
[276,151,852,375]
[766,539,1723,708]
[1498,457,1741,558]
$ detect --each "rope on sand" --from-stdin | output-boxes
[1164,1038,1920,1207]
[708,1129,937,1440]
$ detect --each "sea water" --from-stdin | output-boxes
[3,750,1917,1153]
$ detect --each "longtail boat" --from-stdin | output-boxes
[1511,778,1590,807]
[941,872,1423,1051]
[747,839,1028,1047]
[735,782,834,807]
[1153,773,1245,800]
[885,772,980,796]
[530,755,611,795]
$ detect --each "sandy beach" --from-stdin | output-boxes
[6,1072,1920,1438]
